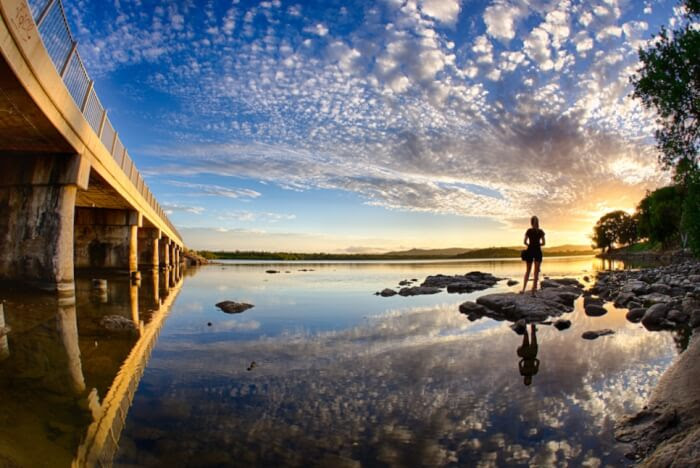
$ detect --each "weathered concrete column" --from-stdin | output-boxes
[0,154,89,290]
[137,228,160,268]
[74,208,142,271]
[159,237,171,269]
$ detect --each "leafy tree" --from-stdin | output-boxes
[682,171,700,254]
[636,185,684,247]
[592,211,638,252]
[630,0,700,181]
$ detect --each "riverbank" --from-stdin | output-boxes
[598,245,695,263]
[590,259,700,464]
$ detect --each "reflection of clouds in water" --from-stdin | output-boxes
[213,319,261,332]
[122,304,674,466]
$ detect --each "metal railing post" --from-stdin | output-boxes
[97,109,107,138]
[60,41,77,78]
[80,80,94,113]
[35,0,56,28]
[110,131,118,155]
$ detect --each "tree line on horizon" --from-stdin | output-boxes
[593,0,700,256]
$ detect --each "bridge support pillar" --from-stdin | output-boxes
[137,228,160,268]
[159,237,171,269]
[0,154,89,290]
[74,208,142,271]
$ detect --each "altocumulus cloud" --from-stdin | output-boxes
[67,0,674,233]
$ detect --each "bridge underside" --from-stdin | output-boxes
[0,49,181,290]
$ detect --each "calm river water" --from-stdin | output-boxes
[0,257,687,467]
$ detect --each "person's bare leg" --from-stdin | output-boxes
[531,261,541,296]
[521,261,532,293]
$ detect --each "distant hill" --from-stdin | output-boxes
[384,247,473,257]
[387,245,594,258]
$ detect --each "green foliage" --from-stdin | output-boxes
[630,0,700,180]
[592,211,638,252]
[682,171,700,255]
[636,185,684,247]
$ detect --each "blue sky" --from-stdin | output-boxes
[64,0,681,252]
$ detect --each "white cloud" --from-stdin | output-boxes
[523,27,552,71]
[483,1,527,41]
[420,0,461,25]
[304,23,328,37]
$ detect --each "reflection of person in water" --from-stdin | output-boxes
[517,324,539,386]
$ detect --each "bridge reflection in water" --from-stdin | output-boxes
[0,266,185,467]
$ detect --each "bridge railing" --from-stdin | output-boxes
[26,0,180,240]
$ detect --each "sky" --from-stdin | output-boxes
[63,0,683,252]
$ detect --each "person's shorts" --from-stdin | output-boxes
[523,250,543,263]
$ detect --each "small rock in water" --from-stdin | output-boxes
[507,279,519,286]
[247,361,256,371]
[582,329,615,340]
[216,301,255,314]
[553,319,571,330]
[585,304,607,317]
[583,275,590,282]
[207,322,212,327]
[584,296,604,307]
[378,288,397,297]
[265,270,280,274]
[398,280,411,286]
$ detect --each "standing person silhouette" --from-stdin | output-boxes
[520,216,545,296]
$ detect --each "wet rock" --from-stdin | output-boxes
[215,301,255,314]
[398,280,411,286]
[100,315,137,332]
[378,288,397,297]
[689,274,700,283]
[642,303,669,330]
[398,286,441,296]
[422,272,499,290]
[247,361,256,371]
[583,275,590,282]
[584,295,604,307]
[626,308,646,323]
[585,304,607,317]
[265,270,280,274]
[553,319,571,330]
[507,279,519,286]
[474,292,572,322]
[639,293,673,307]
[614,292,636,308]
[621,280,650,295]
[627,300,643,310]
[582,329,615,340]
[650,283,672,295]
[536,288,580,307]
[667,309,689,324]
[511,319,527,335]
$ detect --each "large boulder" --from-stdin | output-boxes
[473,292,572,322]
[639,293,674,307]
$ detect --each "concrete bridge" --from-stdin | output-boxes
[0,0,184,291]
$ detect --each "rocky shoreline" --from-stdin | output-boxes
[376,261,700,464]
